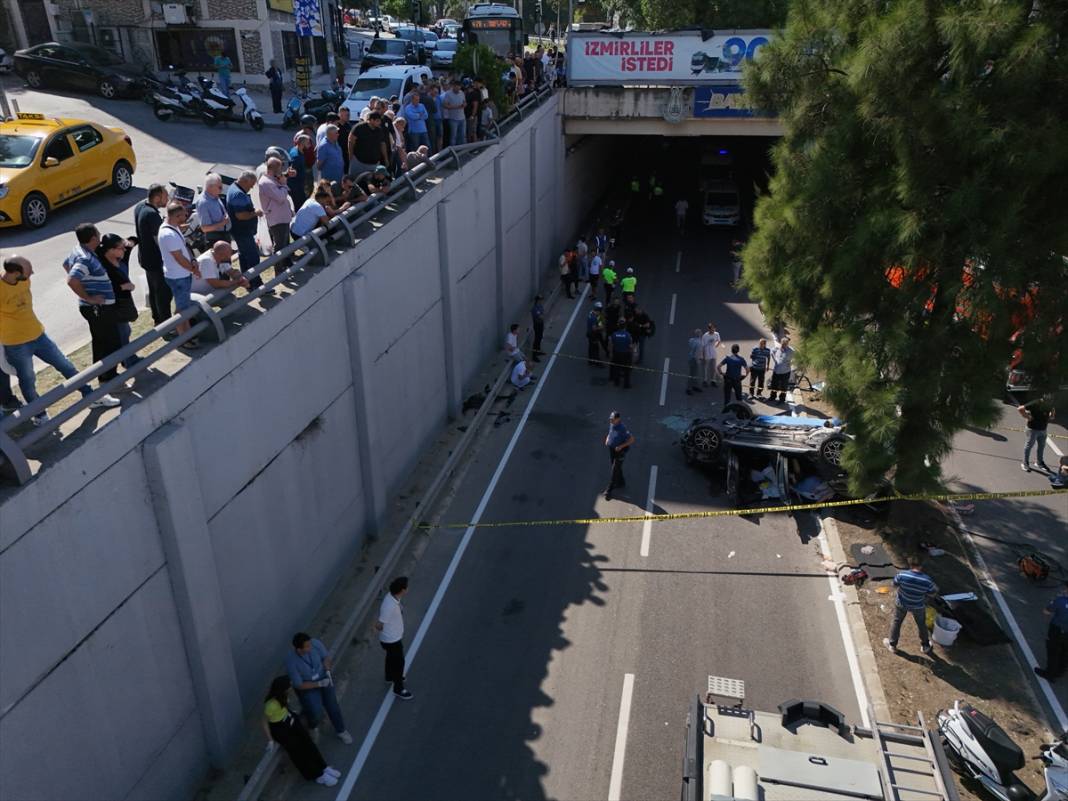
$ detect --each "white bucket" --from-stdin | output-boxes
[932,615,961,647]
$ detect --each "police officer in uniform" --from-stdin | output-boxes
[604,410,636,501]
[610,322,633,389]
[530,295,545,362]
[586,301,606,367]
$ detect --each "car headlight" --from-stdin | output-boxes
[0,185,9,200]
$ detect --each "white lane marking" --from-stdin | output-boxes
[953,514,1068,731]
[640,466,658,557]
[607,673,636,801]
[335,286,591,801]
[1046,437,1065,458]
[668,293,677,326]
[675,251,681,273]
[817,518,871,729]
[658,358,670,407]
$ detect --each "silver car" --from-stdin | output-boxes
[430,39,458,69]
[0,48,13,73]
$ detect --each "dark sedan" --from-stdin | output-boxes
[14,42,147,99]
[360,38,418,72]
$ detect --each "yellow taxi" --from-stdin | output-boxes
[0,112,136,229]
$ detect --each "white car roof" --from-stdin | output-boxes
[356,65,432,79]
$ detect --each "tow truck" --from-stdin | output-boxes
[681,676,959,801]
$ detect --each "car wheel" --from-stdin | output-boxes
[21,192,49,229]
[723,402,753,420]
[690,425,722,458]
[98,78,118,98]
[818,433,849,467]
[25,69,42,88]
[111,160,134,194]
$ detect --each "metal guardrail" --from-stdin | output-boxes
[0,81,557,486]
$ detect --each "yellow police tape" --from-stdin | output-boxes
[418,487,1067,530]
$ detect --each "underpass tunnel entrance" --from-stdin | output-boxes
[572,134,777,252]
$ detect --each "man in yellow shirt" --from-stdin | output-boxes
[1,256,115,425]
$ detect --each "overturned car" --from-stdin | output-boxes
[680,404,853,506]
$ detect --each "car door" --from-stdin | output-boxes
[38,130,81,207]
[68,125,108,189]
[43,46,88,90]
[55,46,98,92]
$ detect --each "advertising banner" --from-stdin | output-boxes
[294,0,323,37]
[693,84,759,117]
[567,30,770,86]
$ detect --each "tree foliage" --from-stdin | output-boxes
[742,0,1068,493]
[454,43,513,115]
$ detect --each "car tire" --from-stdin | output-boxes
[723,401,753,420]
[690,425,722,459]
[818,433,849,468]
[25,69,43,88]
[98,78,118,99]
[21,192,49,229]
[111,160,134,194]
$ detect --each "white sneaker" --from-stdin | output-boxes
[90,394,121,409]
[337,730,353,744]
[325,767,341,778]
[316,772,338,787]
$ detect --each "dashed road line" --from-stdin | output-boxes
[668,293,677,325]
[640,466,658,557]
[607,673,636,801]
[659,358,670,406]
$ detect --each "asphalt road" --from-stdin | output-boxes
[944,410,1068,720]
[267,205,867,801]
[0,76,281,355]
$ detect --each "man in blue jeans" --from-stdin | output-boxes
[884,555,939,655]
[285,632,354,744]
[1,256,119,424]
[225,171,265,289]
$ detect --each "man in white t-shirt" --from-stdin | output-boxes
[675,198,689,231]
[157,202,201,346]
[588,252,603,297]
[699,322,722,387]
[505,322,524,362]
[510,358,534,390]
[193,241,249,301]
[373,576,412,700]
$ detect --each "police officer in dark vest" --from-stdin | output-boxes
[610,322,633,389]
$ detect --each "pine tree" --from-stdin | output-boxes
[742,0,1068,493]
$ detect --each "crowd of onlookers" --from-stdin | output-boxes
[0,59,557,427]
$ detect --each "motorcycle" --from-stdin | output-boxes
[938,700,1068,801]
[280,88,343,129]
[146,70,204,122]
[200,81,265,131]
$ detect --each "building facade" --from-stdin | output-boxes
[2,0,346,86]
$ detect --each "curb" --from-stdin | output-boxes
[820,514,892,724]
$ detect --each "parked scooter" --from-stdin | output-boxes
[938,700,1068,801]
[200,80,265,131]
[146,69,204,122]
[280,88,343,129]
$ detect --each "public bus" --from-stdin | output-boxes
[461,3,526,58]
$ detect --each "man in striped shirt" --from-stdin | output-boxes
[885,555,939,655]
[66,224,124,394]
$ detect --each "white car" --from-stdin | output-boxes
[340,64,434,116]
[702,180,741,227]
[431,39,458,68]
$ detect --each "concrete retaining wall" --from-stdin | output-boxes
[0,94,618,801]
